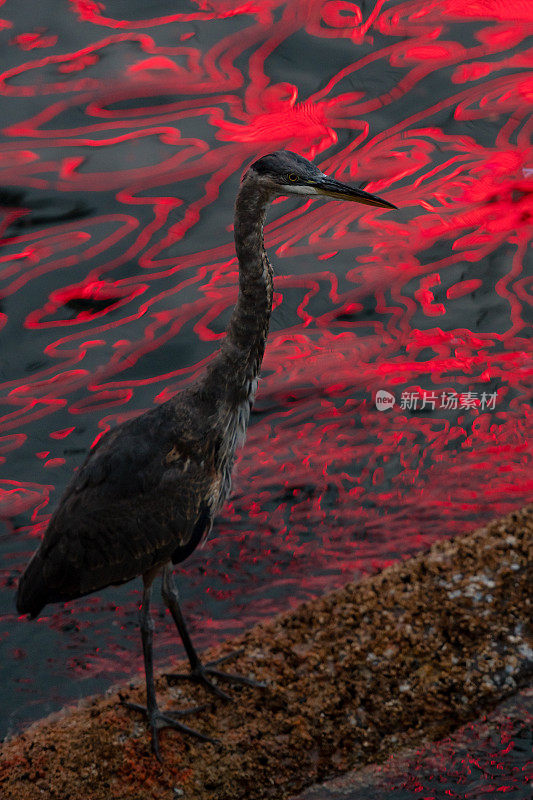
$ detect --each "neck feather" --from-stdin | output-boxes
[203,179,274,406]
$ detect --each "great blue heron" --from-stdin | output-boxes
[17,150,396,758]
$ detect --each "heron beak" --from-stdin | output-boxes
[315,176,396,209]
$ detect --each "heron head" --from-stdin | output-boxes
[245,150,396,209]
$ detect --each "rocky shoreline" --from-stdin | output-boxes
[1,505,531,799]
[292,686,532,799]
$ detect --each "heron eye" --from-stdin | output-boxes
[287,173,299,182]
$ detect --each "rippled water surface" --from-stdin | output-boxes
[0,0,531,743]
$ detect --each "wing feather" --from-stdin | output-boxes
[20,406,221,609]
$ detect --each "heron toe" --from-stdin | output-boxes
[164,649,266,702]
[121,699,217,760]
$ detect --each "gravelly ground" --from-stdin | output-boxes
[1,505,531,800]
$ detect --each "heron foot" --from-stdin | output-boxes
[120,698,217,761]
[164,649,266,702]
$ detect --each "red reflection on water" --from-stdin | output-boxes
[11,31,58,51]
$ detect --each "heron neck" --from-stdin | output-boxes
[205,180,273,403]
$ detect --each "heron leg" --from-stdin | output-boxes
[121,570,216,760]
[161,564,265,701]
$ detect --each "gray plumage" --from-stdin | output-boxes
[17,150,395,757]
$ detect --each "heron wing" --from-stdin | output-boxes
[26,407,220,604]
[71,425,166,497]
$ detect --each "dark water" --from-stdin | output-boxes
[0,0,531,764]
